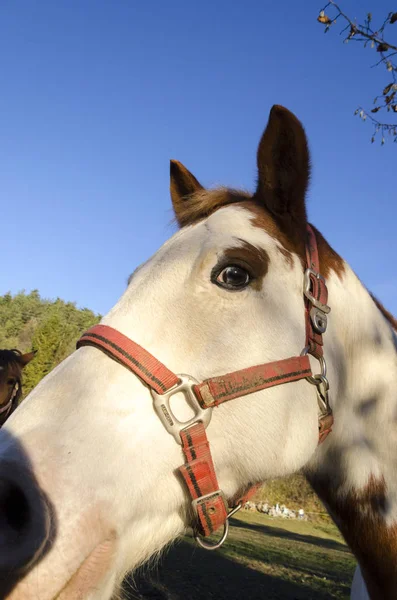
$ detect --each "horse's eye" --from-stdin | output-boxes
[7,378,16,386]
[215,265,251,290]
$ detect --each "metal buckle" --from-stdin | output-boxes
[303,268,331,314]
[191,490,228,518]
[301,348,332,419]
[151,374,212,444]
[300,346,327,385]
[193,491,242,551]
[308,373,332,417]
[310,307,328,334]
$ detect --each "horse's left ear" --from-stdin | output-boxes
[170,160,204,226]
[19,351,36,367]
[254,105,310,240]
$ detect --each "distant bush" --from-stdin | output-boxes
[254,473,327,515]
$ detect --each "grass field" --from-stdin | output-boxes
[126,511,357,600]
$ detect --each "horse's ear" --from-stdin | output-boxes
[254,105,310,240]
[19,351,36,367]
[170,160,204,226]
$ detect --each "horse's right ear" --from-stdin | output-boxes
[170,160,204,226]
[254,105,310,241]
[19,351,36,367]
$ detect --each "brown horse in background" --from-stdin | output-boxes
[0,349,35,426]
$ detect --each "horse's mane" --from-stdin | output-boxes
[0,348,24,369]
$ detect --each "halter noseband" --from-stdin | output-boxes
[77,224,333,549]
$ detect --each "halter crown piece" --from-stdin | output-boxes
[77,224,333,550]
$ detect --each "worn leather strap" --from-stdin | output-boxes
[77,324,179,395]
[179,422,228,536]
[194,355,311,408]
[178,423,263,536]
[305,225,329,359]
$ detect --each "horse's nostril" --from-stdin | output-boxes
[0,479,30,535]
[0,463,52,578]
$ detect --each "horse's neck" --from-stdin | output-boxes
[306,259,397,600]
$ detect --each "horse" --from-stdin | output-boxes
[0,349,35,426]
[0,105,395,600]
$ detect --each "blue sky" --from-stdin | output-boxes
[1,0,396,316]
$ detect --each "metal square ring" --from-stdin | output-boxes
[151,374,212,444]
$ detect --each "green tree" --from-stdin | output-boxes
[0,291,100,396]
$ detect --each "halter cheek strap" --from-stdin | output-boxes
[0,381,19,424]
[77,224,333,548]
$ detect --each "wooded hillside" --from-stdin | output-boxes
[0,290,100,396]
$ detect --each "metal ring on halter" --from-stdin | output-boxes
[311,374,331,416]
[194,504,242,551]
[300,346,327,384]
[311,374,329,391]
[195,520,229,551]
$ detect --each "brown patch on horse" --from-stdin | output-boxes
[246,203,345,279]
[172,187,345,281]
[170,105,345,281]
[370,294,397,331]
[222,241,270,291]
[172,187,251,228]
[0,349,35,425]
[310,225,345,280]
[310,474,397,600]
[242,201,306,266]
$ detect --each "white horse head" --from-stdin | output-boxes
[1,105,396,600]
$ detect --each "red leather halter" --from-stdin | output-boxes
[76,224,333,549]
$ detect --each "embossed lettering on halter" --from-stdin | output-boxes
[77,224,333,550]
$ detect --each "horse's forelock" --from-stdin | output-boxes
[0,350,25,382]
[173,187,251,228]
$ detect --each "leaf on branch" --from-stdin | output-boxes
[377,43,390,52]
[318,13,331,24]
[386,61,393,71]
[392,104,397,112]
[371,107,381,113]
[383,83,394,95]
[390,12,397,24]
[386,92,396,104]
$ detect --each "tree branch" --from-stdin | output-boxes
[318,1,397,144]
